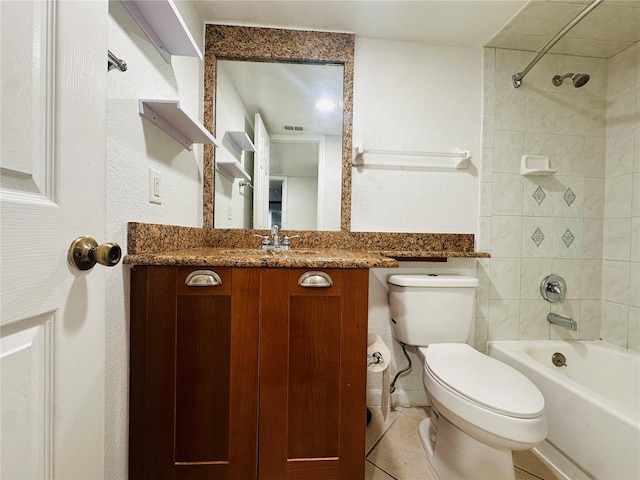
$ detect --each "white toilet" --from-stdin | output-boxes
[388,274,547,480]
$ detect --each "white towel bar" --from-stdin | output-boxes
[352,145,472,169]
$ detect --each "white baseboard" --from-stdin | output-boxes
[367,388,429,407]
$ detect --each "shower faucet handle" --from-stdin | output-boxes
[540,274,567,304]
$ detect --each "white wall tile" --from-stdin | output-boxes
[551,258,583,300]
[489,258,522,300]
[522,216,554,258]
[491,215,523,257]
[480,182,492,217]
[553,217,582,258]
[519,299,551,340]
[582,218,604,259]
[581,259,603,300]
[481,148,494,183]
[609,45,637,96]
[583,136,606,178]
[554,176,584,218]
[488,299,520,341]
[604,174,633,218]
[523,177,555,217]
[583,177,605,218]
[632,218,640,262]
[603,218,632,260]
[526,90,557,133]
[606,128,635,176]
[580,300,602,340]
[583,95,607,138]
[525,132,556,165]
[520,258,553,300]
[630,262,640,308]
[495,49,528,88]
[478,216,492,252]
[634,129,640,173]
[602,260,631,305]
[628,306,640,352]
[493,130,524,173]
[556,94,588,136]
[495,87,525,132]
[474,316,489,353]
[555,135,585,177]
[492,174,523,215]
[632,172,640,217]
[601,301,629,348]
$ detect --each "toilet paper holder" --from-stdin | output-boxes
[367,351,385,367]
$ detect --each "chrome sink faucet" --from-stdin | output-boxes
[270,225,280,248]
[253,225,299,250]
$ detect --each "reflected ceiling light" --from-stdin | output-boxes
[315,97,336,111]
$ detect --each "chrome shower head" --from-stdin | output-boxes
[552,73,590,88]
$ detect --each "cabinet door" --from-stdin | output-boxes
[259,268,368,479]
[129,266,260,480]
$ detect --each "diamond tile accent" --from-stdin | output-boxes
[531,228,545,247]
[563,187,576,207]
[532,186,546,205]
[562,229,575,248]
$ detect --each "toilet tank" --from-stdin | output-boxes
[388,274,479,346]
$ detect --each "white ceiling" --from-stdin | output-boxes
[196,1,529,47]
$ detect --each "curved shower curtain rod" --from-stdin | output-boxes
[512,0,603,88]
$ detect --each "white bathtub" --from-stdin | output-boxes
[487,340,640,480]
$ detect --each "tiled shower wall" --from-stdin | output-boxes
[479,44,639,353]
[602,42,640,351]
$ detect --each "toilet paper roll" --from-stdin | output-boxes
[367,333,391,421]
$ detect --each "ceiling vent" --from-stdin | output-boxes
[284,125,304,131]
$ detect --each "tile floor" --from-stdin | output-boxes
[365,406,564,480]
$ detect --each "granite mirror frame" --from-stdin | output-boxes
[203,24,355,231]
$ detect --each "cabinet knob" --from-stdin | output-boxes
[298,271,333,288]
[185,270,222,287]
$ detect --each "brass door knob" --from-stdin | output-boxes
[68,236,122,271]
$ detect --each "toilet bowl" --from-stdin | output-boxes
[418,344,547,480]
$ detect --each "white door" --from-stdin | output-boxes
[253,113,270,229]
[1,1,107,479]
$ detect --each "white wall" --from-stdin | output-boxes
[352,37,482,234]
[105,1,205,478]
[354,37,483,405]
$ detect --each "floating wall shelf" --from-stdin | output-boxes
[138,100,219,151]
[225,131,256,153]
[216,158,252,182]
[121,0,202,63]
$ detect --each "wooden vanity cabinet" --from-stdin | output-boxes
[129,266,368,480]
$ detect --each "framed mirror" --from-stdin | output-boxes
[203,25,354,231]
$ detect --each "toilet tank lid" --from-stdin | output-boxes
[388,274,479,288]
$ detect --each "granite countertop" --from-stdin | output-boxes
[124,222,490,268]
[124,247,399,269]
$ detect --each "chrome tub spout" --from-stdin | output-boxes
[547,312,577,331]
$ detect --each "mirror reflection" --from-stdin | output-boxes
[214,60,344,230]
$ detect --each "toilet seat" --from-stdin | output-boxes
[420,344,544,418]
